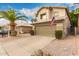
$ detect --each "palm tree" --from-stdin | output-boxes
[0,9,28,36]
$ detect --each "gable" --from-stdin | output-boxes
[53,8,68,19]
[36,8,50,22]
[35,7,70,23]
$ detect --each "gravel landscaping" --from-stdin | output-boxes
[42,35,78,56]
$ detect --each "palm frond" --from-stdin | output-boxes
[0,11,9,19]
[16,16,28,21]
[0,9,29,23]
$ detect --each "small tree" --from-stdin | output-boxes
[69,10,78,35]
[69,12,77,27]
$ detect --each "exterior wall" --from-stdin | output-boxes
[33,7,70,37]
[56,23,63,30]
[52,8,70,37]
[78,15,79,27]
[63,16,70,36]
[36,8,68,22]
[56,22,65,37]
[16,26,32,34]
[37,8,50,22]
[77,15,79,34]
[53,8,68,20]
[34,22,56,37]
[21,27,32,33]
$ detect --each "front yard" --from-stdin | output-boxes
[42,35,78,56]
[0,34,78,56]
[0,34,55,56]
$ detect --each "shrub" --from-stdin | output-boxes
[55,30,63,39]
[29,30,34,35]
[10,30,17,36]
[0,26,2,30]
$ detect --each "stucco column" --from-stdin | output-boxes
[20,27,23,34]
[8,25,10,37]
[49,7,53,20]
[17,27,20,35]
[75,27,77,36]
[77,14,79,34]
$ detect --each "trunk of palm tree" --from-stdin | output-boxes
[10,22,17,36]
[10,22,16,31]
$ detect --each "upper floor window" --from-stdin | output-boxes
[40,13,46,19]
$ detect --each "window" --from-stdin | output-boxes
[40,13,46,19]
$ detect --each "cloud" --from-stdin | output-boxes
[19,7,40,19]
[0,18,10,26]
[72,3,79,8]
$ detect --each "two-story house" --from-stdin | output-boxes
[32,7,70,37]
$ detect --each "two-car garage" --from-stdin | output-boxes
[33,21,56,37]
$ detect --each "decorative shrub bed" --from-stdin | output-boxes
[55,30,63,39]
[29,30,34,35]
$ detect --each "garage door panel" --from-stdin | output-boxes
[36,25,55,37]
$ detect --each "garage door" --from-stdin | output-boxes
[36,25,55,37]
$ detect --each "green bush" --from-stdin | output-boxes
[0,26,2,30]
[55,30,63,39]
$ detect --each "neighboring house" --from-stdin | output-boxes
[15,20,33,34]
[16,22,33,34]
[3,20,34,35]
[32,7,70,37]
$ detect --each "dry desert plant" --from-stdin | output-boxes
[31,49,54,56]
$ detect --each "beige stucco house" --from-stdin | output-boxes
[3,21,33,36]
[16,23,33,34]
[32,7,70,37]
[15,21,34,34]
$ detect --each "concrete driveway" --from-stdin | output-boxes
[42,35,79,56]
[0,34,55,56]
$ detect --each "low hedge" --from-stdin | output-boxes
[29,30,34,35]
[55,30,63,39]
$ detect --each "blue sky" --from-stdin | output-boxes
[0,3,77,10]
[0,3,79,25]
